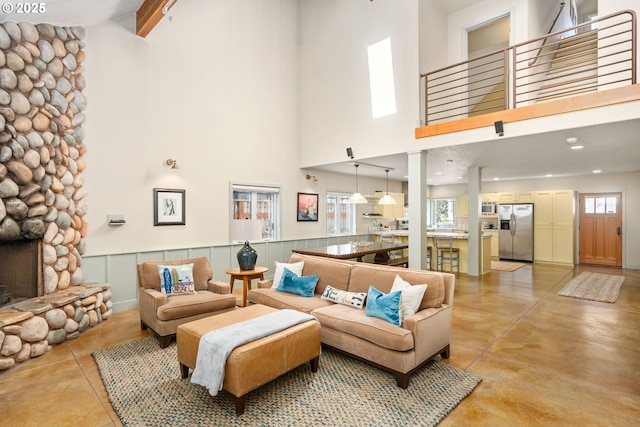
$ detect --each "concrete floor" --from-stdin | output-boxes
[1,263,638,426]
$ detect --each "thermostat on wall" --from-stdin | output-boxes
[107,214,126,225]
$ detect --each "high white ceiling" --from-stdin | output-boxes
[2,0,638,185]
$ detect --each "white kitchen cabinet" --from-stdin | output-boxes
[486,230,499,257]
[534,190,575,264]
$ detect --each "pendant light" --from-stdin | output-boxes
[378,169,396,205]
[349,163,368,204]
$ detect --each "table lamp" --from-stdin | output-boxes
[230,219,262,270]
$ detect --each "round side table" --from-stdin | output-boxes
[225,266,269,307]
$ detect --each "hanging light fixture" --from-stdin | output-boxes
[378,169,396,205]
[349,163,368,204]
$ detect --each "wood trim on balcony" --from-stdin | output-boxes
[415,84,640,139]
[136,0,178,38]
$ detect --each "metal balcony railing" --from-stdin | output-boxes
[420,10,636,126]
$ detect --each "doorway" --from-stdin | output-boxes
[466,15,511,117]
[579,192,622,266]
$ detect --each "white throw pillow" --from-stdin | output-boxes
[391,274,427,323]
[271,261,305,289]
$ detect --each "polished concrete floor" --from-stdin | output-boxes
[0,263,638,426]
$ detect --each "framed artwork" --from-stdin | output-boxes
[154,188,185,226]
[297,192,319,222]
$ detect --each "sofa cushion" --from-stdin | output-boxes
[289,253,352,295]
[320,285,367,309]
[276,268,319,297]
[365,286,401,326]
[139,257,213,291]
[156,290,236,321]
[158,263,196,295]
[347,263,445,309]
[247,289,333,315]
[312,304,414,352]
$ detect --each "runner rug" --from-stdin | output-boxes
[491,260,527,271]
[93,337,482,427]
[558,271,625,303]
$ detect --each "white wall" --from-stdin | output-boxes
[297,0,420,169]
[82,0,326,255]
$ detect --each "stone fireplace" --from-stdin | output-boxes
[0,22,110,372]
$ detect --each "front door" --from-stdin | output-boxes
[579,193,622,266]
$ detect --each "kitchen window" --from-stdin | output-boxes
[326,192,356,236]
[431,198,456,227]
[231,183,280,240]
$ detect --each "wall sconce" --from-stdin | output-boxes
[306,174,318,183]
[165,159,179,169]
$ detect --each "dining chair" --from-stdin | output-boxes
[435,236,460,273]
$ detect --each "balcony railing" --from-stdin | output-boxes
[421,10,636,126]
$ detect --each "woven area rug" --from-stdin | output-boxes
[558,271,625,303]
[93,337,481,427]
[491,260,527,272]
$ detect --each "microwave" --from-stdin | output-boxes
[482,202,498,215]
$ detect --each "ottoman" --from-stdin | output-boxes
[177,304,321,415]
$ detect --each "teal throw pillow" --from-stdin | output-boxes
[365,286,401,326]
[277,267,319,297]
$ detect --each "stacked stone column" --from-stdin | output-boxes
[0,22,88,293]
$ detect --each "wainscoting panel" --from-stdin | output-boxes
[82,235,372,313]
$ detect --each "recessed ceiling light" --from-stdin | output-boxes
[566,137,578,144]
[545,174,553,177]
[570,145,584,150]
[593,169,602,174]
[493,177,500,181]
[435,172,442,175]
[457,176,463,180]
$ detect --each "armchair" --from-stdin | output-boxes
[137,257,237,347]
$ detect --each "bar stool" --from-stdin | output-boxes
[380,233,408,267]
[435,236,460,273]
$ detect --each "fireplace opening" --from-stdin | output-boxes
[0,240,42,309]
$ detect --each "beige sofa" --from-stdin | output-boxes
[137,257,237,347]
[247,253,455,388]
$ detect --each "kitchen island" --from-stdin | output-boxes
[373,230,492,274]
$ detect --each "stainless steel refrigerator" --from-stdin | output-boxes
[499,203,534,262]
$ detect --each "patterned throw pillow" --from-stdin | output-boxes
[321,285,367,309]
[157,263,196,296]
[365,286,401,326]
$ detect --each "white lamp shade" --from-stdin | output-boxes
[349,192,368,204]
[230,219,262,242]
[378,194,396,205]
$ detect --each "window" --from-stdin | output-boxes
[326,192,356,236]
[231,184,280,240]
[367,37,397,118]
[431,198,456,227]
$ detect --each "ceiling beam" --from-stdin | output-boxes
[136,0,178,38]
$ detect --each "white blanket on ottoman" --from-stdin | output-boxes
[191,309,316,396]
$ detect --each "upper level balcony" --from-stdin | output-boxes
[416,9,639,139]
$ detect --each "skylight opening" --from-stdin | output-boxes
[367,37,397,119]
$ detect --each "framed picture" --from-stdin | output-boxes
[297,192,319,222]
[154,188,185,226]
